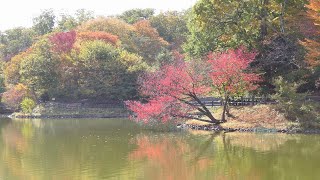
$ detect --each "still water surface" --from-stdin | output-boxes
[0,118,320,180]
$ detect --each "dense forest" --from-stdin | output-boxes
[0,0,319,122]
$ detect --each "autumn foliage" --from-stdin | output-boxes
[133,20,168,46]
[2,84,29,110]
[4,50,32,85]
[301,0,320,67]
[208,48,261,120]
[126,48,261,123]
[306,0,320,26]
[126,59,210,123]
[301,39,320,67]
[208,48,260,94]
[49,31,77,53]
[77,31,119,45]
[129,135,212,180]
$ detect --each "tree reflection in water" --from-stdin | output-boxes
[129,133,215,180]
[0,119,320,180]
[128,131,320,180]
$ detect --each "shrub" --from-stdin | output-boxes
[2,83,29,111]
[21,97,36,113]
[273,77,320,123]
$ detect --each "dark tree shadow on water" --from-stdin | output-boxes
[189,133,220,164]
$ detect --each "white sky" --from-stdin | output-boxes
[0,0,198,31]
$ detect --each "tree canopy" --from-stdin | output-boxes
[0,2,318,122]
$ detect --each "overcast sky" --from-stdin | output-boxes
[0,0,198,31]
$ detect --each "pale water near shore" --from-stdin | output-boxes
[0,118,319,180]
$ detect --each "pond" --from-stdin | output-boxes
[0,118,319,180]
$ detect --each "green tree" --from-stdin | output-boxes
[77,40,143,99]
[119,8,155,24]
[75,9,94,25]
[19,38,59,98]
[0,28,36,61]
[57,9,94,31]
[150,11,189,50]
[21,97,36,113]
[57,14,78,31]
[185,0,261,57]
[184,0,307,57]
[33,9,56,35]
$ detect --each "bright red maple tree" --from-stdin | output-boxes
[208,48,261,121]
[126,58,217,123]
[126,48,261,123]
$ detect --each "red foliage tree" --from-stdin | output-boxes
[77,31,119,45]
[208,48,261,121]
[126,59,218,123]
[49,31,77,53]
[126,48,261,123]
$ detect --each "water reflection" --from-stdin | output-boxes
[222,132,300,152]
[128,133,215,180]
[0,119,320,180]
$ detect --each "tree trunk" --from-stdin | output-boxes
[226,104,231,117]
[259,0,269,41]
[189,93,219,124]
[30,86,39,103]
[279,0,287,34]
[221,96,229,122]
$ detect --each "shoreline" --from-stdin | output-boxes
[9,113,129,119]
[2,103,319,134]
[7,113,320,134]
[180,123,320,134]
[3,113,320,134]
[6,101,130,119]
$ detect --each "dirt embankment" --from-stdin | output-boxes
[185,105,320,134]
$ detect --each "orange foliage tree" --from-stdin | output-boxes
[77,31,119,45]
[78,18,170,66]
[133,20,169,64]
[4,50,32,86]
[2,83,30,110]
[77,17,136,49]
[301,0,320,67]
